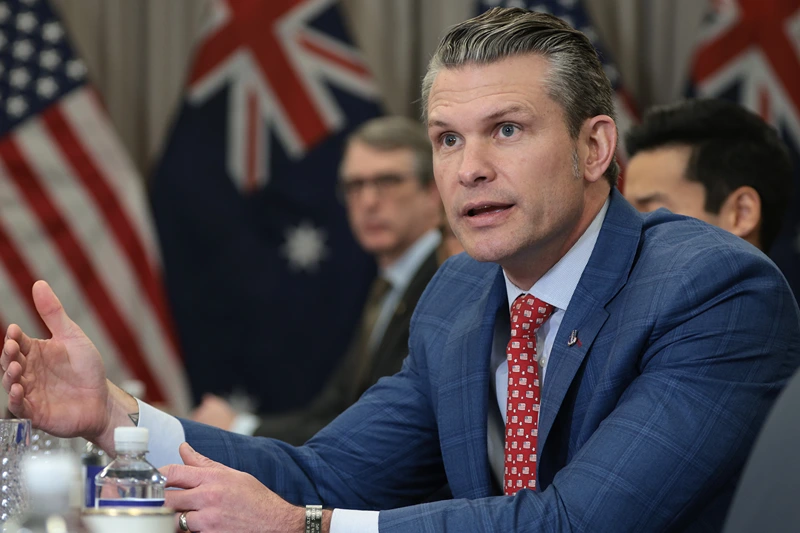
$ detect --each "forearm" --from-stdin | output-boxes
[322,509,332,533]
[93,380,138,452]
[274,505,332,533]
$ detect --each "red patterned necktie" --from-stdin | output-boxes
[504,293,554,496]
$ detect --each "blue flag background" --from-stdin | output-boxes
[150,0,380,412]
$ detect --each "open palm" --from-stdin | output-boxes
[3,281,111,440]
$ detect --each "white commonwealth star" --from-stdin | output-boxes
[282,221,328,273]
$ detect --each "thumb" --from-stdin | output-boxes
[179,442,220,469]
[32,281,80,339]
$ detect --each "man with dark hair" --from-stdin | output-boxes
[3,8,799,533]
[624,98,792,253]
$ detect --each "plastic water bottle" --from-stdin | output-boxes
[94,427,166,508]
[15,453,86,533]
[80,441,108,508]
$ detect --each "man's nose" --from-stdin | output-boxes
[457,140,496,187]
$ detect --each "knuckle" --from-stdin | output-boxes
[205,508,222,529]
[197,487,217,508]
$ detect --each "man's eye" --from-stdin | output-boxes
[376,174,403,186]
[443,134,458,147]
[500,124,517,137]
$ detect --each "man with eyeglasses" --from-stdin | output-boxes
[190,116,444,444]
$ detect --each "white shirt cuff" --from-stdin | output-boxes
[136,398,186,468]
[137,401,380,532]
[229,412,261,436]
[331,509,379,533]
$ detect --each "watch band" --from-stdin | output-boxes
[305,504,323,533]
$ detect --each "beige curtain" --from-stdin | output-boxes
[340,0,474,118]
[55,0,210,175]
[53,0,707,175]
[587,0,707,109]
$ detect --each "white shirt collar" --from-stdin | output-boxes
[383,229,441,292]
[504,198,610,311]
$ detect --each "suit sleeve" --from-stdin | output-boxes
[181,339,448,510]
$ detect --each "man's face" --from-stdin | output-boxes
[624,145,719,225]
[340,141,439,266]
[427,54,591,274]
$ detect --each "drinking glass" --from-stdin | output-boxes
[0,419,31,527]
[30,428,73,456]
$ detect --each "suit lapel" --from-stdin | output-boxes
[371,251,439,377]
[538,190,644,462]
[437,265,507,499]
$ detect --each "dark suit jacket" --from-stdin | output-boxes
[723,367,800,533]
[252,248,440,444]
[182,190,800,532]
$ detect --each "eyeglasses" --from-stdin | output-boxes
[337,173,415,201]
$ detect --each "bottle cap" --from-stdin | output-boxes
[114,426,149,452]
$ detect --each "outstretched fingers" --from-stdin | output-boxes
[2,338,26,390]
[5,324,32,356]
[31,281,78,339]
[2,359,21,391]
[5,375,29,418]
[2,326,32,375]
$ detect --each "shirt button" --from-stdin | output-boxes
[540,357,547,367]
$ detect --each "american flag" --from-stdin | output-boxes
[477,0,639,177]
[0,0,191,412]
[150,0,379,410]
[690,0,800,300]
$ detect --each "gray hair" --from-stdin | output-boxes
[421,7,619,186]
[345,116,434,186]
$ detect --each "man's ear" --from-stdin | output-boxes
[581,115,617,184]
[717,185,762,248]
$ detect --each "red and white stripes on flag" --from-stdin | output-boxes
[0,87,191,414]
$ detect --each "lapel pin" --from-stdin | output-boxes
[567,329,579,347]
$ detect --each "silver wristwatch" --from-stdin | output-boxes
[305,504,323,533]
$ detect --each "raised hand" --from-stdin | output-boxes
[164,443,328,533]
[189,394,238,430]
[1,281,116,442]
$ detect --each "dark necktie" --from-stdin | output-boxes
[348,277,392,391]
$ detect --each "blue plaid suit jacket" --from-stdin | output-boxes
[182,190,800,532]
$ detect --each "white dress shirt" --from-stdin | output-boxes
[368,228,441,354]
[139,200,608,533]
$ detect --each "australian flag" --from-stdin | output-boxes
[689,0,800,300]
[150,0,380,412]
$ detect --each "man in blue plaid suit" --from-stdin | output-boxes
[3,7,799,533]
